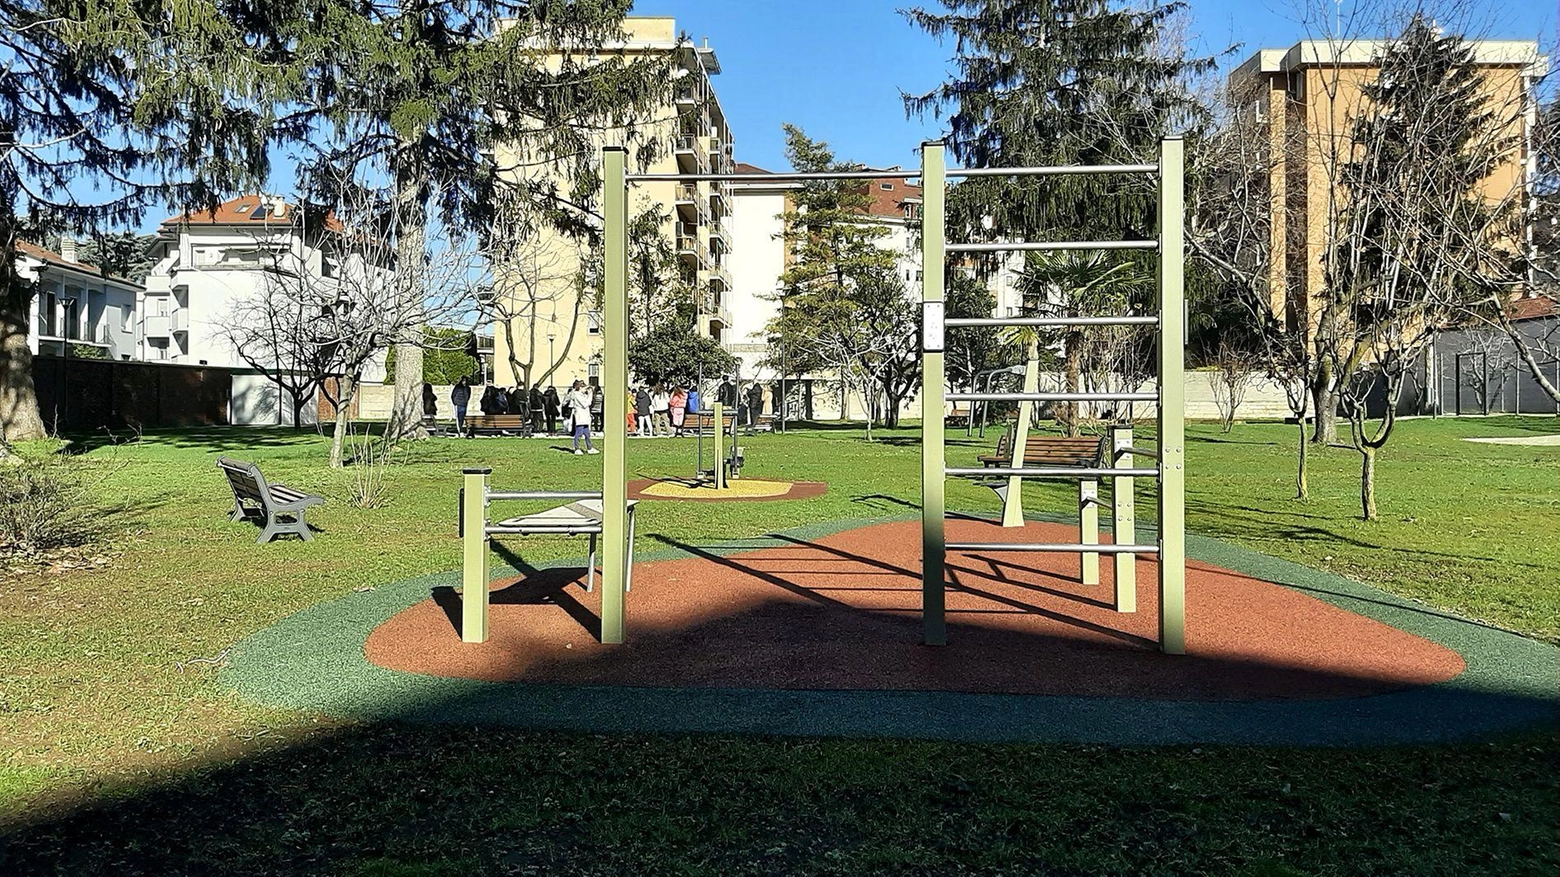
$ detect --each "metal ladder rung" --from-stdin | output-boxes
[945,542,1160,554]
[947,392,1158,403]
[948,163,1159,178]
[947,240,1158,253]
[945,316,1158,328]
[947,466,1153,478]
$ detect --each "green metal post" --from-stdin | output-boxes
[602,147,629,645]
[1157,137,1187,655]
[461,468,491,644]
[712,402,726,490]
[1110,425,1136,613]
[921,141,947,646]
[1080,479,1099,585]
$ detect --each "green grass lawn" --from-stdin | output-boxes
[1,415,1556,874]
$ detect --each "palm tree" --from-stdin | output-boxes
[1015,252,1149,436]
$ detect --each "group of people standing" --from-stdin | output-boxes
[439,374,773,449]
[629,382,702,437]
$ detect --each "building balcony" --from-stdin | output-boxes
[706,264,732,289]
[674,135,708,173]
[674,222,710,269]
[143,309,188,338]
[675,183,710,222]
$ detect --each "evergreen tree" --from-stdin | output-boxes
[765,126,917,431]
[282,0,673,440]
[903,0,1213,239]
[2,1,281,441]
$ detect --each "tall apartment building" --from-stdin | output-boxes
[1231,38,1546,332]
[491,16,734,389]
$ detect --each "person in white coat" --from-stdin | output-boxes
[566,380,598,455]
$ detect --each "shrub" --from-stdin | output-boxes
[0,458,105,554]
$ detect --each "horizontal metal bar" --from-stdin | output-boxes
[1114,446,1161,460]
[949,466,1153,478]
[486,490,603,501]
[628,170,919,183]
[947,392,1158,403]
[947,542,1160,554]
[486,527,601,536]
[947,240,1158,253]
[947,164,1158,178]
[945,316,1158,328]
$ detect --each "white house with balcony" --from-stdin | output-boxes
[144,194,389,425]
[19,240,143,362]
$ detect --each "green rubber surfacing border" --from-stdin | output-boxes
[218,515,1559,746]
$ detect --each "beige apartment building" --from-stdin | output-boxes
[491,16,734,389]
[1231,38,1545,333]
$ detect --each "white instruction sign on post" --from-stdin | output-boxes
[922,301,945,353]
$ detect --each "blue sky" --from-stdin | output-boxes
[632,0,1557,171]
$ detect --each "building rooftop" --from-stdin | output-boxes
[1234,37,1544,78]
[1510,292,1559,323]
[16,239,142,289]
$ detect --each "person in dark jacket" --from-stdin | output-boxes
[529,385,546,433]
[634,385,652,437]
[543,386,561,434]
[450,378,471,435]
[745,381,764,427]
[492,385,510,415]
[507,384,526,419]
[421,382,437,419]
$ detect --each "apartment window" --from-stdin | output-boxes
[587,310,602,335]
[39,289,57,336]
[880,183,893,191]
[147,338,169,360]
[904,204,919,220]
[151,295,169,316]
[120,304,133,333]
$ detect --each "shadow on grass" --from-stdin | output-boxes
[2,521,1558,874]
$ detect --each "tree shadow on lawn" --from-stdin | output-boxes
[3,522,1559,873]
[1183,496,1534,570]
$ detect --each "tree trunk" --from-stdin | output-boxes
[330,375,356,468]
[1359,445,1377,521]
[0,304,47,442]
[1311,363,1337,445]
[1063,332,1082,437]
[1295,417,1309,500]
[385,151,429,443]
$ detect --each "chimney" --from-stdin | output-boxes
[60,237,78,262]
[268,195,287,218]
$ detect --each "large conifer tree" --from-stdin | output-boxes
[1,1,282,441]
[903,0,1212,240]
[284,0,672,439]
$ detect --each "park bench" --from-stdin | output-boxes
[946,406,973,427]
[217,457,325,544]
[465,414,531,437]
[979,433,1106,468]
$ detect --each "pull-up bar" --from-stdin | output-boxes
[947,240,1158,253]
[946,316,1159,328]
[624,161,1161,184]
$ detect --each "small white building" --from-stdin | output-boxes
[144,195,389,425]
[19,240,143,362]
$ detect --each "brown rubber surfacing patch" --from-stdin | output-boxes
[627,478,827,502]
[365,519,1464,702]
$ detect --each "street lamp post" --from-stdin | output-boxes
[59,295,76,430]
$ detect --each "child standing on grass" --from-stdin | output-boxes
[566,381,598,455]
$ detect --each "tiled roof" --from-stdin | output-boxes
[15,240,141,288]
[163,194,343,232]
[1510,293,1559,322]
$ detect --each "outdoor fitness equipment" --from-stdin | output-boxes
[690,402,742,489]
[456,469,639,644]
[918,139,1186,654]
[455,139,1185,651]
